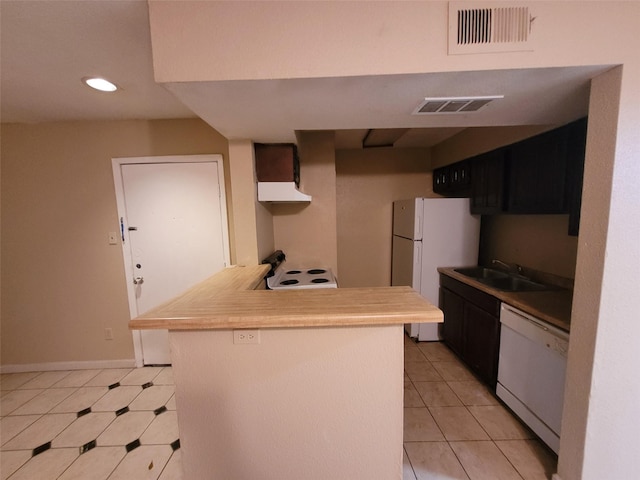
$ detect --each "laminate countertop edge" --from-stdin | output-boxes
[130,265,442,331]
[438,267,572,332]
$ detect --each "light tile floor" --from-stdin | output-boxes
[1,340,557,479]
[403,336,558,480]
[1,366,181,480]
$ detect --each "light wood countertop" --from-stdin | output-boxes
[130,265,442,331]
[438,267,572,332]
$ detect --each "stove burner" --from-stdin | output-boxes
[307,269,326,275]
[311,278,329,283]
[286,270,302,275]
[280,279,299,285]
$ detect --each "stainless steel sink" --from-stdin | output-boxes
[453,267,549,292]
[477,276,548,292]
[454,267,509,280]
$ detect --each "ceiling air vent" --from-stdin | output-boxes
[413,96,503,115]
[448,2,536,54]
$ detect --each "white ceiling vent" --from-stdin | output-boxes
[448,2,536,54]
[413,96,503,115]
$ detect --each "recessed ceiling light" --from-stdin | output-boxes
[83,77,118,92]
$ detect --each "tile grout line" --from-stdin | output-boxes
[102,367,179,480]
[404,341,449,479]
[404,340,529,480]
[1,366,179,480]
[403,340,428,479]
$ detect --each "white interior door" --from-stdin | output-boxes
[118,158,228,365]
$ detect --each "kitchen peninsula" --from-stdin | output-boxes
[130,265,442,480]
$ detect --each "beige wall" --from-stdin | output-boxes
[147,3,640,478]
[0,119,230,366]
[0,6,636,477]
[271,131,337,272]
[560,66,624,480]
[336,147,432,287]
[171,325,404,479]
[479,215,578,279]
[227,140,274,266]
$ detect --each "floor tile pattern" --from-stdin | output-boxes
[1,366,180,480]
[403,338,558,480]
[2,339,557,479]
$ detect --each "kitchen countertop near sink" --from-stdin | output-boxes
[438,267,573,332]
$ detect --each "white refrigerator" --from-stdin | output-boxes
[392,198,480,341]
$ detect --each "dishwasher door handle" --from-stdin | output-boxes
[501,305,569,343]
[503,306,548,330]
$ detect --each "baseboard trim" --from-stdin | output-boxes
[551,473,563,480]
[0,359,136,374]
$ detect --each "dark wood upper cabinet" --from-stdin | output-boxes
[566,118,588,236]
[433,166,450,194]
[433,118,587,233]
[506,126,570,214]
[470,149,506,215]
[433,159,471,197]
[254,143,300,185]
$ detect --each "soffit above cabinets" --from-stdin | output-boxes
[334,127,467,150]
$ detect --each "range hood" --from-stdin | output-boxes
[255,143,311,202]
[258,182,311,202]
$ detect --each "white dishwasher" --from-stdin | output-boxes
[497,304,569,454]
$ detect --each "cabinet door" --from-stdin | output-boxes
[507,128,569,214]
[433,166,450,195]
[450,160,472,197]
[566,118,588,235]
[463,302,500,388]
[439,287,465,357]
[254,143,300,185]
[470,149,505,214]
[433,161,471,198]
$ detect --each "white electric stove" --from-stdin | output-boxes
[262,251,338,290]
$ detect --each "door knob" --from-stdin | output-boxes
[133,276,144,285]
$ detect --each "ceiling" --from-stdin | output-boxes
[0,1,610,149]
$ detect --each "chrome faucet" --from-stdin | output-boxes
[491,259,523,274]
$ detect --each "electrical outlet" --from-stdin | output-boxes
[233,329,260,344]
[105,328,114,340]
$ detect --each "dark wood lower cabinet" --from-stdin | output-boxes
[462,302,500,388]
[439,287,465,357]
[439,274,501,389]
